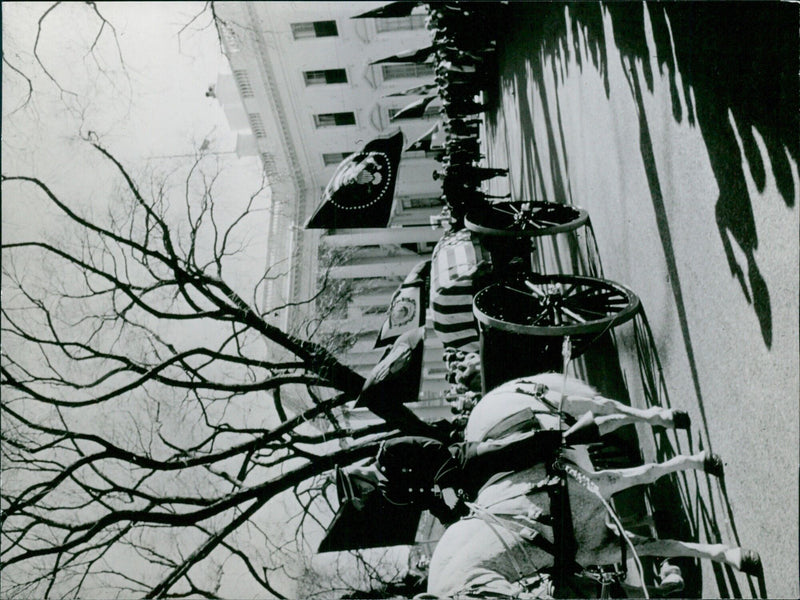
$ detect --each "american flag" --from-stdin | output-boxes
[430,229,490,351]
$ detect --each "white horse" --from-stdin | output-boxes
[464,372,687,443]
[426,374,761,598]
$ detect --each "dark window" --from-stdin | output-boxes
[291,20,338,39]
[314,112,356,128]
[400,196,443,209]
[314,20,338,37]
[304,69,348,86]
[381,63,434,80]
[375,15,426,32]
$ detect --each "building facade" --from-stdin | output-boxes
[214,2,453,411]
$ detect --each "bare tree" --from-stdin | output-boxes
[0,142,440,598]
[2,2,129,118]
[292,547,424,600]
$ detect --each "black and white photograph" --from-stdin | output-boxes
[2,2,797,598]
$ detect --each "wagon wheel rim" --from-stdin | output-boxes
[473,274,640,336]
[465,201,589,238]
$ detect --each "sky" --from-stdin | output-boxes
[1,3,275,597]
[2,2,264,242]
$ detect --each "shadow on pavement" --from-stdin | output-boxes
[518,161,765,599]
[632,312,766,598]
[492,2,798,353]
[479,3,789,594]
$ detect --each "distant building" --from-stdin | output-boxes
[214,2,453,416]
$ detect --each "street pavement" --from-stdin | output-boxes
[480,6,798,598]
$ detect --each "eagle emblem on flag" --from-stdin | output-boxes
[306,131,404,229]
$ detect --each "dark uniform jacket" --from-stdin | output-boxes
[373,430,564,524]
[375,436,467,524]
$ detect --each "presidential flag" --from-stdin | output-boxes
[305,131,404,229]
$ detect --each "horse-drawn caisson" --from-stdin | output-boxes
[314,177,763,598]
[309,5,764,597]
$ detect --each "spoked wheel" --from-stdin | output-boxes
[473,273,640,337]
[465,201,589,237]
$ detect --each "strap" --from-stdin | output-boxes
[547,475,578,590]
[467,500,584,581]
[467,502,533,582]
[512,384,576,427]
[482,407,554,441]
[560,462,650,599]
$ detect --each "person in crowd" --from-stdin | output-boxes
[433,164,508,183]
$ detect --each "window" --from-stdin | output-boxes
[304,69,348,86]
[381,63,434,80]
[291,20,338,39]
[425,366,448,377]
[248,113,266,138]
[322,151,353,166]
[401,196,443,209]
[314,112,356,128]
[233,70,254,97]
[423,104,441,118]
[388,105,440,121]
[375,14,426,32]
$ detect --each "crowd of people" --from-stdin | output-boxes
[424,3,511,226]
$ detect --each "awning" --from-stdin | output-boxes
[370,45,437,65]
[305,131,404,229]
[390,96,438,121]
[351,1,423,19]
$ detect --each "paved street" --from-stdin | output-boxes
[481,4,799,598]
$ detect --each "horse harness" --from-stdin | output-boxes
[466,381,631,594]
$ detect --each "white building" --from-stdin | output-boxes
[214,2,453,411]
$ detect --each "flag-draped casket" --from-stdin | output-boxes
[430,229,490,352]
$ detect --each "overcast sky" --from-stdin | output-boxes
[2,6,275,595]
[2,2,264,242]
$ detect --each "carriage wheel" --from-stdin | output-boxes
[465,201,589,238]
[473,273,640,336]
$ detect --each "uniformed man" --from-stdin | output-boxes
[343,426,577,526]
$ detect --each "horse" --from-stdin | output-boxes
[463,372,687,443]
[426,374,761,598]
